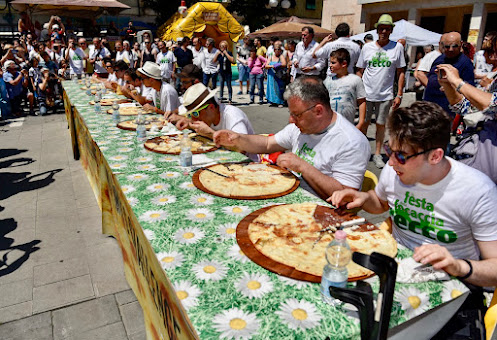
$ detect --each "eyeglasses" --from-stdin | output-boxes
[443,44,460,50]
[383,142,437,164]
[189,104,209,118]
[105,65,112,68]
[289,104,317,119]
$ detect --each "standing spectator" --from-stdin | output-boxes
[39,23,49,43]
[140,32,153,50]
[125,21,137,42]
[286,40,297,82]
[28,57,41,114]
[215,40,235,103]
[247,47,266,104]
[364,34,374,44]
[265,36,279,59]
[88,37,111,78]
[474,32,495,88]
[65,38,86,79]
[131,42,141,69]
[156,40,175,83]
[39,51,57,73]
[18,11,34,37]
[254,37,266,57]
[38,67,63,115]
[48,16,65,43]
[202,38,219,89]
[115,41,131,65]
[414,38,443,89]
[323,49,366,129]
[0,67,11,119]
[122,41,133,65]
[236,37,251,95]
[3,60,32,116]
[313,22,361,78]
[292,27,324,77]
[190,36,204,69]
[356,14,406,168]
[140,38,157,67]
[78,38,91,75]
[265,41,287,107]
[173,37,194,91]
[423,32,474,116]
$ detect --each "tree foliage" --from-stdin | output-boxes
[227,0,288,31]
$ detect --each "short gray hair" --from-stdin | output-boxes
[283,76,331,109]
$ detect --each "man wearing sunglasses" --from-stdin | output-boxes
[423,31,474,115]
[179,82,254,140]
[330,102,497,336]
[214,76,370,199]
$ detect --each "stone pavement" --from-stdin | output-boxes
[0,114,146,340]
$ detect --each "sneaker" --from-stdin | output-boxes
[237,91,243,95]
[249,100,254,104]
[372,154,385,169]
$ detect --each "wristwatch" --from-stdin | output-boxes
[456,80,466,94]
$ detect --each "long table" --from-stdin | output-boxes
[62,81,469,340]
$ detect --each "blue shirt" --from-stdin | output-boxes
[3,71,24,98]
[423,53,474,115]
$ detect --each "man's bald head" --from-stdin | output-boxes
[441,32,462,58]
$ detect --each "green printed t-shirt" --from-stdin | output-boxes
[375,157,497,260]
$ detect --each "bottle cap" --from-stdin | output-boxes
[335,230,347,240]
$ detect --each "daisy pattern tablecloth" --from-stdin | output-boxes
[62,81,469,340]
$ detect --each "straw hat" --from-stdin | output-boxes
[375,14,395,28]
[182,83,218,114]
[137,61,161,80]
[4,60,17,70]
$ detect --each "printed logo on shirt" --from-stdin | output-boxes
[368,51,392,68]
[72,54,82,61]
[390,191,457,244]
[295,142,315,166]
[160,58,170,64]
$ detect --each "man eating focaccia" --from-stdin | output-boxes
[214,76,371,199]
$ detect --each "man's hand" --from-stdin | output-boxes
[176,117,191,130]
[190,121,214,136]
[142,103,157,113]
[436,64,461,88]
[413,244,468,277]
[20,69,28,77]
[328,188,369,210]
[301,66,314,73]
[391,96,402,110]
[480,76,493,89]
[276,153,306,173]
[213,130,240,147]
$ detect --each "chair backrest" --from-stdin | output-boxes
[485,288,497,340]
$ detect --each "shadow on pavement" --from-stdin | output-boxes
[0,149,27,160]
[0,218,40,278]
[0,158,36,169]
[0,169,63,200]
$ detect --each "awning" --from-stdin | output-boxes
[11,0,130,16]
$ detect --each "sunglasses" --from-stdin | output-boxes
[443,44,460,49]
[383,142,437,164]
[189,104,209,118]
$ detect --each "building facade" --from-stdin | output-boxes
[322,0,497,49]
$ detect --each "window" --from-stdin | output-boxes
[306,0,316,10]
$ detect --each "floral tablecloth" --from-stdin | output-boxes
[62,81,469,340]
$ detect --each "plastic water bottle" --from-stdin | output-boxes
[320,230,352,305]
[136,112,147,141]
[111,102,120,123]
[179,130,193,167]
[94,93,102,114]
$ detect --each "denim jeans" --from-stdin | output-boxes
[203,72,218,89]
[219,72,232,101]
[250,73,264,102]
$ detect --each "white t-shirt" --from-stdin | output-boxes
[189,46,205,69]
[67,48,86,75]
[314,37,361,76]
[375,158,497,260]
[357,41,406,101]
[88,45,111,74]
[212,103,255,135]
[140,85,154,102]
[274,114,370,193]
[116,50,131,65]
[292,40,324,76]
[474,50,492,76]
[156,51,176,80]
[203,48,219,75]
[152,82,180,112]
[323,74,366,124]
[417,50,441,72]
[107,72,117,83]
